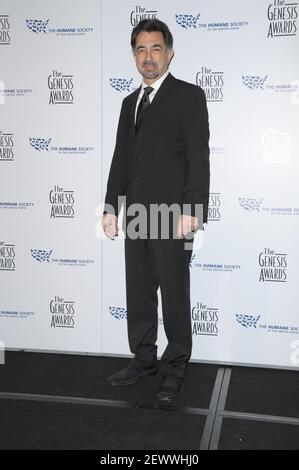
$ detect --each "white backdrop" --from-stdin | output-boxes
[0,0,102,353]
[1,0,299,369]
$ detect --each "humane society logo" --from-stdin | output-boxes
[239,196,299,216]
[239,198,263,212]
[31,249,94,267]
[109,306,127,320]
[236,313,299,335]
[30,137,51,151]
[236,314,261,328]
[0,309,34,319]
[31,249,52,263]
[175,14,200,29]
[242,75,268,90]
[26,18,93,36]
[242,74,299,93]
[110,78,136,93]
[189,253,241,273]
[0,201,34,210]
[109,306,163,325]
[29,137,94,156]
[26,19,49,33]
[175,12,248,32]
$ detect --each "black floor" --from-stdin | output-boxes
[0,352,298,450]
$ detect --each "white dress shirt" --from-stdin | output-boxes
[134,70,169,123]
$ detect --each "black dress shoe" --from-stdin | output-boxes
[107,360,158,386]
[157,375,184,401]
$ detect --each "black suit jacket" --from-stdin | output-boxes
[103,73,210,231]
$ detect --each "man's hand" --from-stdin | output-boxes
[102,213,118,240]
[177,214,198,239]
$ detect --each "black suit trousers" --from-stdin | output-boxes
[124,235,194,380]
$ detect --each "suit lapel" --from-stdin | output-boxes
[128,73,177,135]
[129,86,141,135]
[137,73,176,132]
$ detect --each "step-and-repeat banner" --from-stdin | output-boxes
[1,0,299,369]
[0,0,102,353]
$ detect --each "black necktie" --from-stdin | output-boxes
[135,86,154,131]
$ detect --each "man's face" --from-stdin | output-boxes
[133,31,173,83]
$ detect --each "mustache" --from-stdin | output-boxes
[142,60,158,67]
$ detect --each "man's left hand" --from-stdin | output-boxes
[177,214,198,239]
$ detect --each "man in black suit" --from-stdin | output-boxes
[102,19,210,401]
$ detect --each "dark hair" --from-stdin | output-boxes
[131,19,173,50]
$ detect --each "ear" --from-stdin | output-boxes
[167,48,174,65]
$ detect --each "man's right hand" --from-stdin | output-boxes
[102,213,118,240]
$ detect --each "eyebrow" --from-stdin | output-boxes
[136,43,162,50]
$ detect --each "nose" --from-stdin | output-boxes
[145,48,153,61]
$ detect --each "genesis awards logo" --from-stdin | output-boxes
[0,14,10,45]
[192,302,219,336]
[49,186,75,219]
[0,242,15,271]
[267,1,298,38]
[50,296,75,328]
[259,248,287,282]
[0,131,14,161]
[196,68,224,102]
[262,129,292,163]
[208,193,221,221]
[130,6,158,26]
[48,70,74,105]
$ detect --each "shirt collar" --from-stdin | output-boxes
[141,70,169,93]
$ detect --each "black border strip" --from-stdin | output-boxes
[200,367,226,449]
